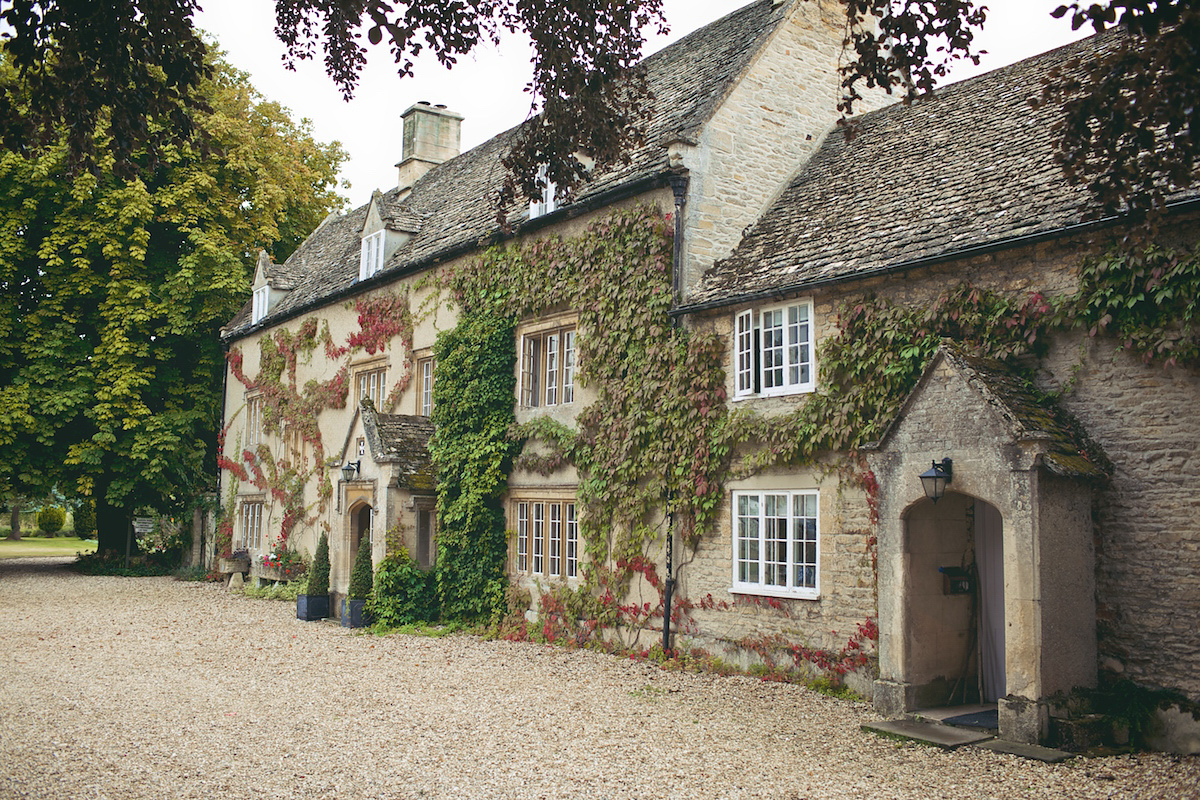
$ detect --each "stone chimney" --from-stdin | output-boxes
[396,102,463,196]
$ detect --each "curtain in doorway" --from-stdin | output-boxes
[975,500,1006,702]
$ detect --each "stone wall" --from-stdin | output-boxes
[678,0,894,297]
[686,224,1200,701]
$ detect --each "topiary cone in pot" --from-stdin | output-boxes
[342,536,373,628]
[297,533,330,621]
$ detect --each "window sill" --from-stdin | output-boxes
[729,585,820,602]
[732,386,817,402]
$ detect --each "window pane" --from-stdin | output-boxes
[735,311,754,395]
[420,359,434,416]
[792,493,818,589]
[548,503,562,576]
[761,309,785,389]
[764,495,788,586]
[517,503,529,571]
[562,330,576,404]
[532,503,545,574]
[565,504,578,578]
[736,495,760,584]
[545,333,559,406]
[521,337,540,407]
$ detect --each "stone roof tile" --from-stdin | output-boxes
[685,28,1196,310]
[224,0,789,339]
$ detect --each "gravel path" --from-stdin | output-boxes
[1,557,1197,800]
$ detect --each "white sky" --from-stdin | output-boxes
[196,0,1089,209]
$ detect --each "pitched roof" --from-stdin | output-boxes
[683,29,1198,311]
[871,344,1110,480]
[223,0,791,339]
[361,407,437,491]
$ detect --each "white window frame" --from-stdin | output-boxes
[246,396,263,448]
[240,500,264,552]
[514,499,579,579]
[731,489,819,600]
[360,230,384,281]
[733,299,815,399]
[520,326,576,408]
[418,357,435,417]
[528,165,558,219]
[251,285,269,325]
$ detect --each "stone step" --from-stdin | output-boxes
[862,719,994,750]
[975,739,1076,763]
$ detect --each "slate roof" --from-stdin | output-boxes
[683,29,1199,311]
[223,0,791,339]
[361,406,437,491]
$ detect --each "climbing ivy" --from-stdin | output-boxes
[220,288,417,556]
[428,313,520,621]
[442,205,729,622]
[1067,243,1200,368]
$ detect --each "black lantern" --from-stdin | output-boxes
[919,458,953,503]
[341,460,360,482]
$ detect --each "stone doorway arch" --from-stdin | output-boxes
[866,346,1107,744]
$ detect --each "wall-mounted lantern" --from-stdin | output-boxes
[919,458,953,503]
[341,460,361,482]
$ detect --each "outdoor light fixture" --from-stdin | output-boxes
[919,458,953,503]
[341,461,360,482]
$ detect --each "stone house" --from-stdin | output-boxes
[218,0,873,614]
[678,28,1200,748]
[218,0,1200,750]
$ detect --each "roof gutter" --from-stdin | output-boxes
[671,196,1200,317]
[222,171,674,344]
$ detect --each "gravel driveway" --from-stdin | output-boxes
[1,557,1196,800]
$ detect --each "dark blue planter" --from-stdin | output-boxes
[297,593,329,621]
[342,597,369,628]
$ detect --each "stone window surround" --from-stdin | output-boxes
[730,488,820,601]
[239,497,265,552]
[518,313,577,409]
[245,394,264,449]
[354,360,388,407]
[511,495,579,580]
[416,352,435,417]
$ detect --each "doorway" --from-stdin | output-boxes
[902,492,1005,708]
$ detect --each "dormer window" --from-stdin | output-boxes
[360,230,384,280]
[528,165,558,220]
[251,285,269,324]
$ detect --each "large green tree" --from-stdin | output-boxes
[0,52,346,554]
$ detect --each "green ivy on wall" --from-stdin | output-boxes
[428,313,520,620]
[440,205,730,623]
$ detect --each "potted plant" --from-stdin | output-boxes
[342,536,373,628]
[219,547,250,575]
[296,533,330,621]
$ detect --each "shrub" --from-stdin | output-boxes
[368,549,439,627]
[37,507,66,535]
[306,533,330,597]
[348,536,373,600]
[74,499,96,540]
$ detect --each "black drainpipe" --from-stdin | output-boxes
[663,169,689,654]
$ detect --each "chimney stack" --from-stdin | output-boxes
[396,102,463,196]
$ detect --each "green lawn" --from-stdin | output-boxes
[0,536,97,559]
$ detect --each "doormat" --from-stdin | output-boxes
[942,709,999,730]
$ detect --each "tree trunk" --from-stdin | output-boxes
[7,503,20,541]
[95,492,130,556]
